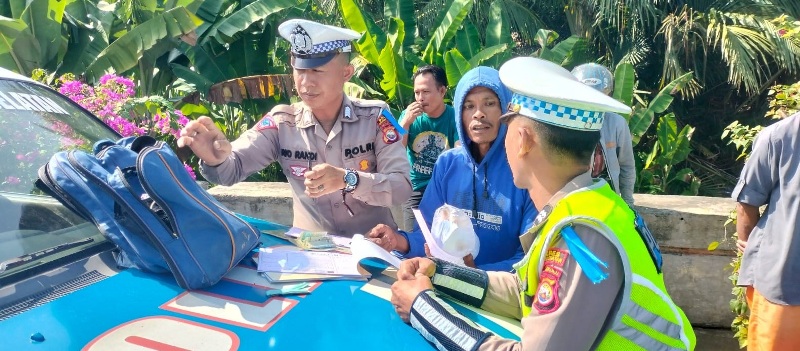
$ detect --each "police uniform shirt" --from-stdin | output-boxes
[200,96,412,236]
[407,173,625,351]
[478,173,624,350]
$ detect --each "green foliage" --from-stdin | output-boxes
[339,0,511,111]
[722,121,763,161]
[766,82,800,119]
[85,7,203,83]
[612,63,635,108]
[533,31,591,69]
[719,210,749,349]
[639,113,700,195]
[628,72,694,146]
[0,0,68,76]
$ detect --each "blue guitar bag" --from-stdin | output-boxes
[36,136,260,289]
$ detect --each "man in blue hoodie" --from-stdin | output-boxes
[366,66,537,271]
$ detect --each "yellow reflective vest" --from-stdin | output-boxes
[514,181,696,350]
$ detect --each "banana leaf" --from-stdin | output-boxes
[455,19,480,59]
[444,48,470,88]
[613,62,635,110]
[85,7,203,82]
[0,18,38,74]
[484,0,512,68]
[180,42,237,86]
[422,0,473,63]
[20,0,67,71]
[227,26,274,77]
[340,0,385,64]
[384,0,415,48]
[171,63,215,93]
[628,72,693,146]
[204,0,303,45]
[58,0,115,76]
[468,44,508,67]
[378,39,411,105]
[647,113,694,170]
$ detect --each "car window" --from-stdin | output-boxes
[0,79,118,278]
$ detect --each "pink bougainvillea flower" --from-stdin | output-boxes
[5,176,20,185]
[184,163,197,180]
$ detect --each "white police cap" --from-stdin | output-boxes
[499,57,631,131]
[278,19,361,69]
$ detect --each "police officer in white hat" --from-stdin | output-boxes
[178,19,412,237]
[389,57,697,351]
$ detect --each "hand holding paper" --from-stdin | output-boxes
[350,234,403,268]
[413,205,479,266]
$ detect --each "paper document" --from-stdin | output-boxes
[413,208,466,265]
[257,247,362,276]
[350,234,403,268]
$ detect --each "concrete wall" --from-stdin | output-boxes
[209,183,739,328]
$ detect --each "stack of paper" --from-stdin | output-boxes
[256,246,369,283]
[255,234,406,283]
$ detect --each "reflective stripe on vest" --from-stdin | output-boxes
[514,181,696,351]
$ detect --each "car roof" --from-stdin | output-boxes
[0,66,39,84]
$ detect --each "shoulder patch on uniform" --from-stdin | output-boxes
[533,248,569,314]
[377,112,399,144]
[256,114,277,131]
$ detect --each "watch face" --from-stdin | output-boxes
[345,171,358,186]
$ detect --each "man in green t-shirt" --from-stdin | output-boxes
[398,65,460,230]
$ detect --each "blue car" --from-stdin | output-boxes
[0,68,520,350]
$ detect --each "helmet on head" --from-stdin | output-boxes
[571,63,614,95]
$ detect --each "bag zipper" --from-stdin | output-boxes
[38,162,92,221]
[66,151,189,288]
[139,144,256,270]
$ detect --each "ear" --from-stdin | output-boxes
[343,63,355,81]
[438,85,447,96]
[517,125,534,157]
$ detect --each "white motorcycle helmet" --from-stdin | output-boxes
[571,63,614,95]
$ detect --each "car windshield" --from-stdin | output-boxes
[0,78,118,279]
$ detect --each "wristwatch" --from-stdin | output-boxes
[343,168,359,192]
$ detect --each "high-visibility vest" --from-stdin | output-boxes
[514,181,696,350]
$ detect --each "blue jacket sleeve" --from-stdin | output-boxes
[399,156,449,258]
[477,249,523,271]
[475,193,538,272]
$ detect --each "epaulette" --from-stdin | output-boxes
[267,104,299,123]
[350,99,386,120]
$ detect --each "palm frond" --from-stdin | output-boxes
[588,0,661,39]
[617,36,651,66]
[706,9,799,94]
[763,0,800,18]
[658,7,705,97]
[497,0,547,46]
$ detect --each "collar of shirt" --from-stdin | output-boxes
[520,171,595,253]
[296,95,360,129]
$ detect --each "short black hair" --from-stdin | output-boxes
[412,65,448,88]
[529,118,599,165]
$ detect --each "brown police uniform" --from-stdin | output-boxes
[200,96,412,236]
